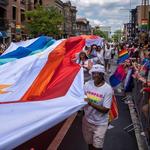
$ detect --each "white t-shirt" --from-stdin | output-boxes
[84,80,113,125]
[76,59,93,71]
[92,50,104,65]
[76,59,89,72]
[104,47,112,59]
[76,59,88,66]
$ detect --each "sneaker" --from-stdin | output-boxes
[117,88,122,93]
[141,132,145,136]
[124,101,131,104]
[108,124,115,130]
[108,69,111,73]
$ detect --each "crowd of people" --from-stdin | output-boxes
[122,40,150,146]
[72,42,115,150]
[0,35,149,149]
[72,38,150,149]
[0,42,7,55]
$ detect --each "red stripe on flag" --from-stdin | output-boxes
[118,49,128,57]
[109,95,119,122]
[35,37,85,100]
[0,36,85,104]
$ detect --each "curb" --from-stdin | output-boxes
[128,100,149,150]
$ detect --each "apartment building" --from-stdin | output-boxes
[0,0,9,40]
[76,18,91,35]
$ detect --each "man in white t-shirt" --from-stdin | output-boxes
[104,44,112,73]
[92,46,104,65]
[82,64,113,150]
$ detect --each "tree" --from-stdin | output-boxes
[112,29,123,42]
[25,6,64,37]
[93,29,108,40]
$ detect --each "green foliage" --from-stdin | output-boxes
[25,6,64,37]
[112,30,122,42]
[93,29,108,40]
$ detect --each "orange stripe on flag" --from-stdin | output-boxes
[109,95,119,122]
[0,37,86,104]
[21,40,67,101]
[118,49,128,57]
[80,35,99,40]
[21,37,86,102]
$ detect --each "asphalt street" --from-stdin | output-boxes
[58,96,138,150]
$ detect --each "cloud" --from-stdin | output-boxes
[62,0,140,32]
[63,0,130,7]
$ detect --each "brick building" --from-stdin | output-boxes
[76,18,91,35]
[1,0,80,41]
[44,0,64,38]
[0,0,28,42]
[0,0,9,42]
[63,1,77,37]
[40,0,77,38]
[129,0,150,40]
[7,0,27,41]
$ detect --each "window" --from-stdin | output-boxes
[39,0,42,5]
[21,9,25,23]
[34,0,37,5]
[21,0,25,4]
[12,6,16,20]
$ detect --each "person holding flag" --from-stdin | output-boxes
[82,64,113,150]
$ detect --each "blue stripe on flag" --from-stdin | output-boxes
[117,54,129,64]
[109,75,122,87]
[0,36,55,65]
[0,36,51,59]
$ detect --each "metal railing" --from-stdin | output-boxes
[132,79,150,149]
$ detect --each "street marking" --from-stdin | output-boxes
[47,113,77,150]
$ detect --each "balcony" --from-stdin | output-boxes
[0,0,8,6]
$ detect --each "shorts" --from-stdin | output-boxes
[82,117,108,148]
[104,59,111,64]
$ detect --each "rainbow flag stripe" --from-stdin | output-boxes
[117,49,129,64]
[118,49,128,57]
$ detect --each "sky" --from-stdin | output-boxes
[62,0,141,33]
